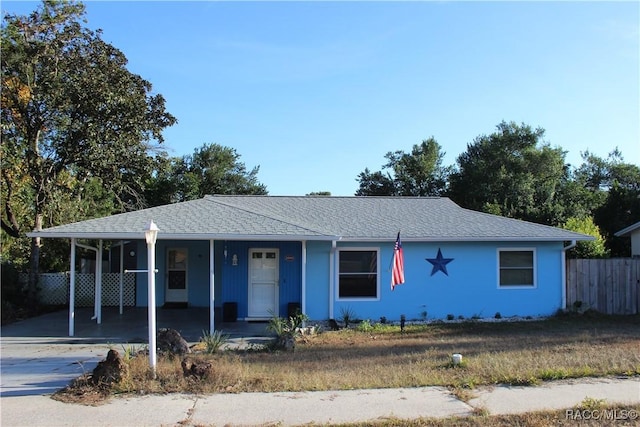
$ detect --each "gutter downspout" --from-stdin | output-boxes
[562,240,577,311]
[329,240,337,320]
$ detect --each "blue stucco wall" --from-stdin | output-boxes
[306,240,565,322]
[305,241,332,319]
[219,241,301,319]
[136,240,212,307]
[136,239,565,322]
[136,240,300,316]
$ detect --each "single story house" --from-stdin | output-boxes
[29,195,592,335]
[615,221,640,258]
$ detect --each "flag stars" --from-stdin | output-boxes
[426,248,454,276]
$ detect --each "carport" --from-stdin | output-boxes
[1,307,272,343]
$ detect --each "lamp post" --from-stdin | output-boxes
[145,220,159,376]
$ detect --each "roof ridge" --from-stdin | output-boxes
[203,196,337,238]
[205,194,444,200]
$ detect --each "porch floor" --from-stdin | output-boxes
[1,307,274,344]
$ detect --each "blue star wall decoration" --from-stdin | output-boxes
[426,248,454,276]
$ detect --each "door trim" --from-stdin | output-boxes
[247,248,279,319]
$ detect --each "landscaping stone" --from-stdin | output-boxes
[181,357,212,379]
[157,328,191,355]
[91,349,128,386]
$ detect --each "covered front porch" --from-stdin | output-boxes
[60,236,309,338]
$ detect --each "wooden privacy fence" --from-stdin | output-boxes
[566,258,640,315]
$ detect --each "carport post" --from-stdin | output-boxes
[97,240,103,324]
[69,238,76,337]
[145,221,159,376]
[119,240,124,315]
[209,239,215,333]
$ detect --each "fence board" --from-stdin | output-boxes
[566,258,640,315]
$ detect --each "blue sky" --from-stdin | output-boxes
[3,1,639,196]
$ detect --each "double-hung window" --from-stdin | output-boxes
[498,249,536,288]
[338,249,379,299]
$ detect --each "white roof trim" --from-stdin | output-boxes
[615,221,640,237]
[337,236,594,243]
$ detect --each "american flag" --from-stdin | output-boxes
[391,232,405,290]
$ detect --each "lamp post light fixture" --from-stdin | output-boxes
[145,220,159,376]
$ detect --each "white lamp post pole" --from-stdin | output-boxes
[145,220,159,377]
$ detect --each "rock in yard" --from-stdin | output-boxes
[181,357,213,379]
[157,328,191,355]
[91,349,128,386]
[276,335,295,351]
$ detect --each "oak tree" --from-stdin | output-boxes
[1,1,176,303]
[356,138,451,196]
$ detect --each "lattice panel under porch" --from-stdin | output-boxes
[33,273,136,307]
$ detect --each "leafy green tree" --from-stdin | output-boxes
[145,143,267,206]
[355,169,395,196]
[562,217,609,259]
[574,149,640,257]
[448,121,567,225]
[356,138,451,196]
[1,1,176,304]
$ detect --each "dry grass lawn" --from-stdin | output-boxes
[55,313,640,406]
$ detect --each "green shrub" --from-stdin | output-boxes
[267,311,310,350]
[340,306,356,328]
[200,330,230,354]
[356,319,373,332]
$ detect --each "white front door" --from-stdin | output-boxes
[248,249,279,318]
[166,248,188,303]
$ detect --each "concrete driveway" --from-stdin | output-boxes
[0,307,272,397]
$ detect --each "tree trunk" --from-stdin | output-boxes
[27,213,43,308]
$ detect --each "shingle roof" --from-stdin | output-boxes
[615,221,640,237]
[29,195,592,242]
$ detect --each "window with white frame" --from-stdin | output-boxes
[498,249,535,288]
[338,249,379,299]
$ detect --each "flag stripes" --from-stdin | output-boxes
[391,232,405,290]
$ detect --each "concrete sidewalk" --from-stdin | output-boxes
[1,377,638,426]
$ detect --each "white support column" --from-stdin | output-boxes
[97,240,103,324]
[119,240,124,315]
[301,240,307,316]
[93,245,99,321]
[69,238,76,337]
[209,239,215,333]
[145,220,159,377]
